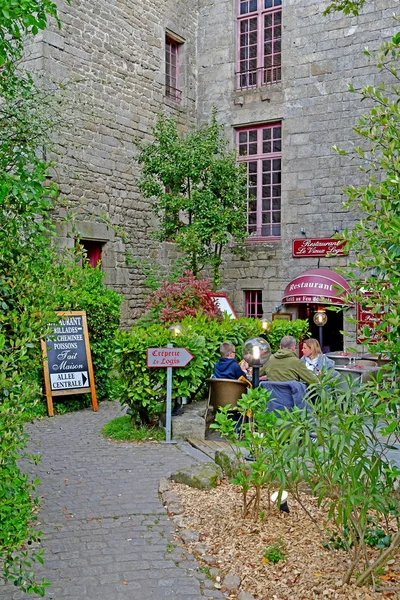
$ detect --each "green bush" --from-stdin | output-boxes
[110,315,309,423]
[51,262,122,402]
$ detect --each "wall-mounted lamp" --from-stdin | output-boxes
[168,324,183,336]
[275,304,282,313]
[334,225,340,234]
[260,318,271,332]
[300,227,306,235]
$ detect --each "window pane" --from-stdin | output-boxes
[249,130,257,142]
[238,124,281,239]
[249,200,257,212]
[262,199,271,211]
[273,139,281,152]
[263,141,271,153]
[248,213,257,225]
[262,213,271,224]
[272,185,281,197]
[273,158,281,170]
[262,172,271,184]
[272,171,281,184]
[272,198,280,210]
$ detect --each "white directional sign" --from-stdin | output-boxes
[50,371,89,390]
[146,347,194,368]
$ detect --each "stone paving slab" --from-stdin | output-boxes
[0,402,210,600]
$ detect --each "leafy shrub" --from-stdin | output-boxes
[110,314,309,423]
[50,262,122,402]
[146,270,222,324]
[212,376,400,587]
[263,539,286,564]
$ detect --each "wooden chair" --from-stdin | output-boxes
[205,378,250,425]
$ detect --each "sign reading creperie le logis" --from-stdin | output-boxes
[292,238,348,257]
[146,347,194,368]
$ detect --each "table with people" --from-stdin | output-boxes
[210,335,382,420]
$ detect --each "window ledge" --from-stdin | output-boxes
[245,236,280,244]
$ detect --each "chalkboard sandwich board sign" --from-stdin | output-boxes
[41,311,98,417]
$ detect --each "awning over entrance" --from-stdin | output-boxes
[282,268,351,305]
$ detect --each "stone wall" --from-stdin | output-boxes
[34,0,198,326]
[196,0,399,322]
[32,0,399,334]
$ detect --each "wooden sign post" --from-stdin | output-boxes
[41,311,98,417]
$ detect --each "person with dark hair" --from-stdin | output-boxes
[260,335,318,385]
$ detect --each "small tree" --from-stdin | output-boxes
[333,33,400,376]
[146,270,222,324]
[135,113,248,288]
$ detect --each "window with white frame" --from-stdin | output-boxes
[237,123,282,239]
[237,0,282,90]
[165,36,181,103]
[245,290,263,318]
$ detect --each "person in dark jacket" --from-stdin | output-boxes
[260,336,318,386]
[213,342,248,380]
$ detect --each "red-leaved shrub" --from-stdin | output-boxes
[146,271,222,323]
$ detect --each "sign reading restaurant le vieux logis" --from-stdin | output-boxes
[292,238,347,257]
[41,311,98,417]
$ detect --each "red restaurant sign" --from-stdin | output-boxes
[292,238,347,258]
[356,292,387,343]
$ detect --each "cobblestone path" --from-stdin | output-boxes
[1,402,211,600]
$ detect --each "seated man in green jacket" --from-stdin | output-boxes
[260,335,318,386]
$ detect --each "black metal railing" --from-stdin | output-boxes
[236,65,281,91]
[165,84,182,103]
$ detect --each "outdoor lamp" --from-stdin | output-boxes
[260,318,271,332]
[168,323,183,336]
[313,309,328,349]
[242,337,271,388]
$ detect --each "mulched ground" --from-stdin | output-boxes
[171,480,400,600]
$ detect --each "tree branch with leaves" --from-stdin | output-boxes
[135,113,248,288]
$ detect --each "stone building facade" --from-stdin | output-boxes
[36,0,398,347]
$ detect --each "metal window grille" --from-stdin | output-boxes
[245,290,263,318]
[237,123,282,240]
[237,0,282,90]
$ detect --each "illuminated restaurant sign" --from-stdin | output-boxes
[292,238,347,258]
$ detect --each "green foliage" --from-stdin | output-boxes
[50,262,122,402]
[263,539,286,564]
[101,415,165,442]
[0,0,63,66]
[334,33,400,370]
[323,0,366,16]
[111,315,309,424]
[145,270,222,324]
[135,112,248,287]
[212,376,400,586]
[0,1,120,591]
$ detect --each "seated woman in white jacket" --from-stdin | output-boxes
[301,338,335,376]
